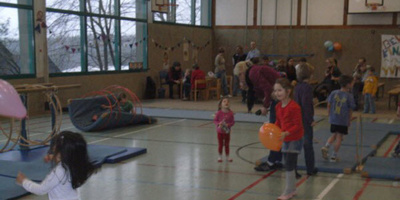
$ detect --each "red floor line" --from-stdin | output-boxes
[296,176,308,187]
[371,118,378,123]
[383,135,400,157]
[352,134,400,199]
[228,170,277,200]
[352,178,371,200]
[351,116,357,121]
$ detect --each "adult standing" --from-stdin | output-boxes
[352,57,368,110]
[232,45,247,96]
[246,41,261,61]
[215,47,230,97]
[249,62,283,172]
[246,62,281,115]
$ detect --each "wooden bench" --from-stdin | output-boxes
[376,82,385,100]
[388,88,400,109]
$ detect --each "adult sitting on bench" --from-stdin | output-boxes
[314,58,341,102]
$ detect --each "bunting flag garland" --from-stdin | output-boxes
[149,37,211,53]
[41,22,47,28]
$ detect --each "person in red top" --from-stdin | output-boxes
[213,97,235,162]
[191,64,206,90]
[274,78,304,200]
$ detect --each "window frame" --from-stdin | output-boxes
[0,1,36,79]
[46,0,148,76]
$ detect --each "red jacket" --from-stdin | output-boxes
[275,100,304,142]
[191,69,206,89]
[248,65,281,108]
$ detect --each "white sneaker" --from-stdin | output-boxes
[330,156,339,162]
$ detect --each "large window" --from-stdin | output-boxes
[0,1,34,76]
[47,0,147,74]
[153,0,211,26]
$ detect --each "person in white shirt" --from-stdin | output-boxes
[245,41,261,61]
[16,131,97,200]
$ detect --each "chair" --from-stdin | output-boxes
[226,75,233,96]
[206,78,221,100]
[191,79,207,101]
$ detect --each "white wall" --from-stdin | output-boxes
[301,0,344,25]
[258,0,297,26]
[216,0,398,26]
[215,0,253,25]
[347,13,393,25]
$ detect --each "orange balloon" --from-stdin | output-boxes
[258,123,283,151]
[333,42,342,51]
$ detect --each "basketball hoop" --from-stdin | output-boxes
[365,0,384,11]
[366,3,379,11]
[152,0,178,13]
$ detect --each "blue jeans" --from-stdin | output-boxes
[303,123,315,174]
[363,93,375,113]
[269,99,278,123]
[268,150,283,164]
[233,75,240,96]
[182,82,191,98]
[215,70,229,95]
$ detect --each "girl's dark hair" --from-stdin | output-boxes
[218,47,225,53]
[217,97,229,111]
[275,78,293,98]
[51,131,97,189]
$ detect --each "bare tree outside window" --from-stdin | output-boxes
[0,6,34,75]
[46,0,146,73]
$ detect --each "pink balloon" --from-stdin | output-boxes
[0,79,26,119]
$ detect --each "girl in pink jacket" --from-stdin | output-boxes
[214,97,235,162]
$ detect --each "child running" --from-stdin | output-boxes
[274,78,304,200]
[321,75,356,162]
[214,97,235,162]
[16,131,97,200]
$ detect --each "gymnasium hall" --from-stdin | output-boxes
[1,0,400,199]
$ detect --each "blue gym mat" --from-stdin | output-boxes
[313,121,395,148]
[259,121,396,174]
[0,145,146,199]
[362,157,400,180]
[0,176,29,200]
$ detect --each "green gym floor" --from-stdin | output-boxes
[6,96,400,200]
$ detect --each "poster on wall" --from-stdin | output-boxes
[381,34,400,78]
